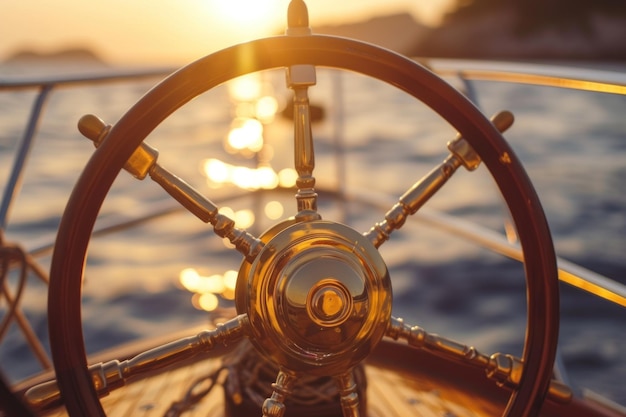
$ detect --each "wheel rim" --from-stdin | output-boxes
[49,34,559,417]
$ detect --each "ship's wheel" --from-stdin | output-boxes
[48,1,559,416]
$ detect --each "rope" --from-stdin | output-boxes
[0,239,51,369]
[164,341,367,416]
[163,365,227,417]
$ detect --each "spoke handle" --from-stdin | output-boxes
[487,353,572,404]
[448,110,514,171]
[78,114,219,222]
[24,315,247,411]
[78,114,157,180]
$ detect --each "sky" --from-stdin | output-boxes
[0,0,454,65]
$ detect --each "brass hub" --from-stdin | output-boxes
[306,278,353,327]
[239,220,392,376]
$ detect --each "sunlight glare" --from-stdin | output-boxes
[228,74,263,102]
[213,0,282,29]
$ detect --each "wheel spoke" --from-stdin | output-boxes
[286,64,321,222]
[78,114,264,262]
[262,369,298,417]
[335,370,362,417]
[386,317,572,403]
[25,314,248,411]
[365,111,514,248]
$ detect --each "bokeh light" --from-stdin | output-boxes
[278,168,298,188]
[227,118,264,153]
[202,159,284,191]
[264,200,284,220]
[228,73,263,102]
[180,268,240,312]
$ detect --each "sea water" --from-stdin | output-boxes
[0,62,624,406]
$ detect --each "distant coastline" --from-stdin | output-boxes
[4,10,626,67]
[3,46,106,65]
[313,11,626,61]
[417,10,626,61]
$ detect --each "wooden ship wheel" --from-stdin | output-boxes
[46,1,560,416]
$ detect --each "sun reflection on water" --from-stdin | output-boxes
[228,73,264,102]
[202,71,287,191]
[183,70,295,312]
[203,158,291,190]
[226,117,264,153]
[180,268,238,312]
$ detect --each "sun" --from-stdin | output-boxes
[213,0,284,29]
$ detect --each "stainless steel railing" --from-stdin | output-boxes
[1,68,175,372]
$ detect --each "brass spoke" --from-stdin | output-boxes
[78,114,263,262]
[386,317,572,404]
[365,111,514,248]
[262,369,298,417]
[286,64,321,222]
[335,370,362,417]
[25,314,248,411]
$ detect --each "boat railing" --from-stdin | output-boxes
[0,59,625,385]
[423,58,626,96]
[0,68,176,232]
[422,58,626,308]
[0,68,176,372]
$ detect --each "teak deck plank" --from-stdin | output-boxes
[42,358,474,417]
[30,340,623,417]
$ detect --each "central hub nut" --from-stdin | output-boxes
[307,279,353,326]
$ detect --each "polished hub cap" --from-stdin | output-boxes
[307,278,353,327]
[241,220,392,376]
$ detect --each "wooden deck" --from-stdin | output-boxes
[20,340,625,417]
[37,360,489,417]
